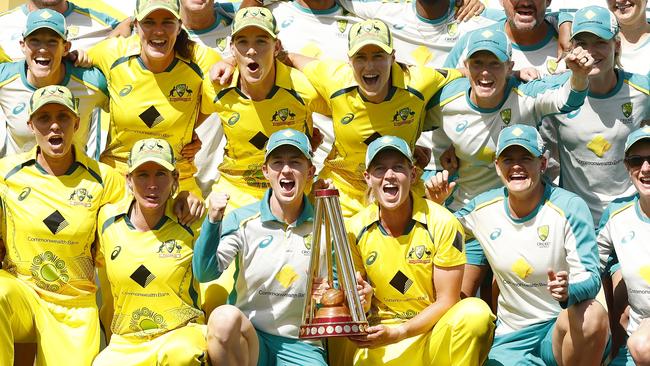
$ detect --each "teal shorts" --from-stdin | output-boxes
[488,318,611,366]
[609,344,635,366]
[487,318,557,366]
[466,239,489,266]
[256,329,327,366]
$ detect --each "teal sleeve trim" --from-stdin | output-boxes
[465,238,488,266]
[560,196,601,309]
[69,63,109,96]
[192,217,223,282]
[0,61,22,83]
[426,77,468,110]
[558,11,574,24]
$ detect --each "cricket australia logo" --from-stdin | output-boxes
[406,245,432,264]
[622,102,633,118]
[168,84,193,102]
[500,109,512,125]
[393,107,416,126]
[271,108,296,126]
[537,225,550,248]
[337,19,348,33]
[446,22,458,38]
[158,239,182,258]
[69,188,93,207]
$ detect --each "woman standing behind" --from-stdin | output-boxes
[94,138,206,365]
[88,0,221,201]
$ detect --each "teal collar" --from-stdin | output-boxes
[260,189,314,226]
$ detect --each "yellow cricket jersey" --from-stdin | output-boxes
[302,60,461,188]
[347,195,466,326]
[96,198,203,340]
[88,35,221,183]
[0,145,124,306]
[201,62,329,192]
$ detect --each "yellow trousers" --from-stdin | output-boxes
[355,298,495,366]
[0,270,99,366]
[93,323,207,366]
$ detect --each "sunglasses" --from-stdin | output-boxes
[625,155,650,169]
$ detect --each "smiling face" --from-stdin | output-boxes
[28,103,79,159]
[136,9,182,65]
[127,161,177,211]
[496,145,546,197]
[607,0,648,26]
[364,149,416,212]
[262,145,315,208]
[502,0,550,31]
[350,44,394,103]
[465,51,513,108]
[231,26,278,87]
[572,32,618,77]
[20,29,69,80]
[625,140,650,199]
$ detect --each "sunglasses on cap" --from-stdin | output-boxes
[624,155,650,169]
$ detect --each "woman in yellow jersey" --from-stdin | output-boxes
[94,138,206,366]
[201,6,329,212]
[87,0,220,208]
[260,18,459,218]
[346,135,495,366]
[0,85,123,365]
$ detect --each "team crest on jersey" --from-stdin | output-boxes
[622,102,633,118]
[227,112,240,126]
[301,233,313,255]
[243,164,269,188]
[341,112,355,125]
[30,251,69,292]
[168,84,193,102]
[18,187,31,201]
[271,108,296,126]
[67,25,79,39]
[337,19,348,33]
[500,109,512,125]
[158,239,182,258]
[119,85,133,96]
[366,251,378,265]
[69,188,93,207]
[447,22,458,37]
[407,245,432,264]
[537,225,550,248]
[537,225,549,241]
[393,107,415,126]
[216,38,228,52]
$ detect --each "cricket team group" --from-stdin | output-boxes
[0,0,648,364]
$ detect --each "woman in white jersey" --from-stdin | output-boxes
[597,127,650,366]
[424,27,594,298]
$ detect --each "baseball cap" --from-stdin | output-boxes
[128,138,176,173]
[496,125,545,158]
[365,135,414,168]
[23,9,67,40]
[624,126,650,154]
[28,85,78,117]
[347,19,393,57]
[265,129,312,161]
[571,6,619,40]
[135,0,180,22]
[231,7,278,39]
[466,29,512,62]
